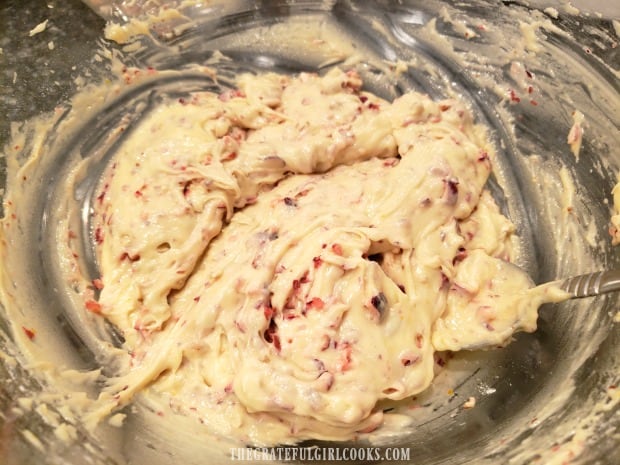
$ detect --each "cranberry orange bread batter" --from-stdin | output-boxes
[78,68,566,444]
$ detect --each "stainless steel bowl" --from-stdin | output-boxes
[1,1,618,464]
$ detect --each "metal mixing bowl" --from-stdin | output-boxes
[1,1,618,464]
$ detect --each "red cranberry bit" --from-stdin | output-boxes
[447,179,459,195]
[313,358,326,373]
[453,247,468,264]
[85,300,102,314]
[331,243,343,255]
[263,305,274,320]
[94,227,104,244]
[264,318,281,352]
[283,197,298,207]
[371,292,388,315]
[401,355,419,366]
[22,327,36,340]
[120,252,141,262]
[509,89,521,103]
[306,297,325,310]
[444,178,459,205]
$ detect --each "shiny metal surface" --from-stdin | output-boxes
[561,270,620,298]
[1,1,618,465]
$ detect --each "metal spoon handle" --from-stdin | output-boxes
[560,270,620,298]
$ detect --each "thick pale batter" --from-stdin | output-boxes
[83,68,567,445]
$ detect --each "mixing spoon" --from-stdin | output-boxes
[556,270,620,298]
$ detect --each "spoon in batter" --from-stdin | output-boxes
[556,269,620,298]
